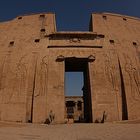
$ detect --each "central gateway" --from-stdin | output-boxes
[50,52,96,124]
[65,57,93,123]
[32,32,105,124]
[31,31,127,124]
[31,32,128,123]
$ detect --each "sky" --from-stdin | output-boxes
[0,0,139,96]
[65,72,83,96]
[0,0,140,31]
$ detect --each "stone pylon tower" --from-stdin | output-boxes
[0,12,140,123]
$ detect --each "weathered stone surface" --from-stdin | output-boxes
[0,12,140,123]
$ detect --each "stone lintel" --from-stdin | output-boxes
[47,32,105,40]
[56,55,95,62]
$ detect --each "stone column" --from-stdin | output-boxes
[74,101,78,120]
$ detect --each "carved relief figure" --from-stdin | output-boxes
[124,54,140,101]
[0,53,28,103]
[103,52,119,91]
[16,55,28,96]
[0,54,12,103]
[37,56,48,96]
[0,56,6,91]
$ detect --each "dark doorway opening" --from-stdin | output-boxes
[65,57,92,123]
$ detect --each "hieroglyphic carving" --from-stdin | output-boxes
[69,38,81,43]
[51,49,95,58]
[134,45,140,63]
[124,54,140,101]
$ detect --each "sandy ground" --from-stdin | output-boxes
[0,122,140,140]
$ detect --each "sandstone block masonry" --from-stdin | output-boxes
[0,12,140,123]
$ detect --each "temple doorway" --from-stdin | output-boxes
[65,58,92,123]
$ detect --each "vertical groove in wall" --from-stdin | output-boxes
[118,59,128,120]
[89,15,93,31]
[31,59,37,123]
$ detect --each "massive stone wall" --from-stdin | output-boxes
[0,12,139,123]
[0,13,56,123]
[91,13,140,121]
